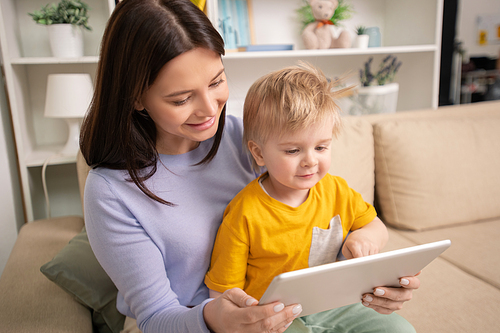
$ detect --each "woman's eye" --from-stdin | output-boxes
[173,97,190,106]
[210,78,225,88]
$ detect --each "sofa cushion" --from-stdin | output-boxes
[330,116,375,204]
[0,217,92,333]
[384,228,500,332]
[41,227,125,333]
[373,116,500,230]
[395,218,500,290]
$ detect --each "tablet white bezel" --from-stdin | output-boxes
[259,240,451,316]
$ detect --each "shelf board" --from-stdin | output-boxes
[10,46,438,63]
[25,148,77,167]
[10,56,99,65]
[223,45,438,60]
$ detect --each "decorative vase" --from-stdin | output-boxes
[348,82,399,115]
[365,27,381,47]
[353,34,369,48]
[47,24,84,58]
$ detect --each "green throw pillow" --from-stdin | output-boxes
[40,227,125,333]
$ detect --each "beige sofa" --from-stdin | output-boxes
[1,101,499,332]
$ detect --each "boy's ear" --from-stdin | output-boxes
[248,140,266,167]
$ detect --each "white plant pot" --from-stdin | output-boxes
[48,24,84,58]
[353,34,369,48]
[349,83,399,115]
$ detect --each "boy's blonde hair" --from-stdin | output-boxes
[243,62,349,171]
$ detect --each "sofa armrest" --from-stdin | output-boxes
[0,216,92,333]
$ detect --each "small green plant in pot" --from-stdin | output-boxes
[29,0,92,30]
[354,25,369,48]
[29,0,92,57]
[355,25,367,35]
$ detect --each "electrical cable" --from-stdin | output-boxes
[41,153,61,219]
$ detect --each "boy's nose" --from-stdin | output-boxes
[301,152,318,167]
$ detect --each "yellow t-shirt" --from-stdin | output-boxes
[204,173,377,300]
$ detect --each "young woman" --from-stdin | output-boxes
[80,1,421,332]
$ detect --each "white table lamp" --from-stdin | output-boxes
[44,73,94,156]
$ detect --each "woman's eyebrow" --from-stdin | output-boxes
[164,68,225,98]
[165,89,192,98]
[212,68,225,81]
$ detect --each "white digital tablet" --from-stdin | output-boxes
[259,240,451,317]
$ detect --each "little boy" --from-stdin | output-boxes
[205,63,415,332]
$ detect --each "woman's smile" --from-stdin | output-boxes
[187,116,216,131]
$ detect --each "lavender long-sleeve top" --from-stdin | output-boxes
[84,116,255,332]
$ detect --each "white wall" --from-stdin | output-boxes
[0,55,24,276]
[457,0,500,58]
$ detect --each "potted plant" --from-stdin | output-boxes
[29,0,92,58]
[354,25,369,48]
[349,55,402,114]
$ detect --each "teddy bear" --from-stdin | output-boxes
[301,0,351,49]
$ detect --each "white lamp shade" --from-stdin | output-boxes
[44,73,94,118]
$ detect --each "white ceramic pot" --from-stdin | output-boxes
[349,83,399,115]
[47,24,84,58]
[353,34,369,48]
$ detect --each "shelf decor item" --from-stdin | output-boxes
[28,0,92,57]
[218,0,255,50]
[353,25,369,48]
[298,0,353,49]
[349,55,402,114]
[365,26,381,47]
[44,73,94,157]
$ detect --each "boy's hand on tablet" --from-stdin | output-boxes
[342,217,388,259]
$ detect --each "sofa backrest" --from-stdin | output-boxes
[369,101,500,231]
[329,117,375,205]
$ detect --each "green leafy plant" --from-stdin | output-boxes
[28,0,92,31]
[359,55,402,86]
[355,25,366,35]
[298,0,353,28]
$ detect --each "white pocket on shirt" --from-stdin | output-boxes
[308,215,343,267]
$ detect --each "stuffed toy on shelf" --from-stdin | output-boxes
[300,0,351,49]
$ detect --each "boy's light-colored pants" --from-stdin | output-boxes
[286,303,416,333]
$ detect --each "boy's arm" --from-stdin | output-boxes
[205,220,249,294]
[209,289,223,299]
[341,217,388,259]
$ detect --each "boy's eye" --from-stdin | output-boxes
[285,149,299,154]
[316,146,328,151]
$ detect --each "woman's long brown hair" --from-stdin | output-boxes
[80,0,226,205]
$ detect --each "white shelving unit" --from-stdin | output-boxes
[211,0,443,118]
[0,0,115,221]
[0,0,443,222]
